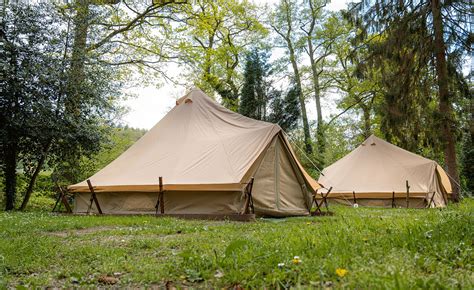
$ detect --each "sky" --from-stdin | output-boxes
[121,0,351,130]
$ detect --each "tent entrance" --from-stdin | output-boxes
[251,135,311,217]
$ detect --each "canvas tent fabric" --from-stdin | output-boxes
[69,88,320,216]
[318,135,452,208]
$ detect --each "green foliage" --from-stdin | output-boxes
[238,47,301,134]
[345,0,471,197]
[0,200,472,288]
[460,133,473,195]
[173,0,267,109]
[284,130,319,177]
[76,126,146,183]
[322,119,361,166]
[0,173,55,210]
[267,84,300,132]
[269,0,314,155]
[239,49,270,120]
[362,13,442,154]
[0,2,125,209]
[0,126,146,211]
[52,126,146,185]
[320,12,381,140]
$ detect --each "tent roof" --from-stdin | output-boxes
[318,135,452,195]
[69,88,320,193]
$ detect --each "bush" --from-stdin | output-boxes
[0,173,57,211]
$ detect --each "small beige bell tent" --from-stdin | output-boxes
[69,88,320,217]
[318,135,452,208]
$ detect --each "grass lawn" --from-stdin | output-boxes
[0,200,473,289]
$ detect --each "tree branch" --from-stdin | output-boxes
[87,0,186,52]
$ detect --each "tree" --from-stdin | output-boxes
[0,3,121,210]
[321,13,381,140]
[239,49,270,120]
[53,126,147,184]
[298,0,331,161]
[0,4,63,210]
[349,0,470,200]
[430,0,460,200]
[174,0,266,110]
[17,0,188,210]
[268,84,301,132]
[64,0,185,114]
[270,0,313,154]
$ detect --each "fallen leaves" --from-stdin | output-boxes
[98,275,119,285]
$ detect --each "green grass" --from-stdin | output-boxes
[0,200,473,289]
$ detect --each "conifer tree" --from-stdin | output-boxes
[348,0,470,200]
[267,83,300,132]
[240,49,269,120]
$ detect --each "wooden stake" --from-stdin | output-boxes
[427,191,436,208]
[241,177,255,214]
[313,194,323,215]
[323,187,332,211]
[406,180,410,208]
[441,188,448,206]
[58,184,72,213]
[248,177,255,214]
[313,187,332,215]
[156,177,164,215]
[52,193,61,212]
[87,179,103,214]
[352,191,357,205]
[392,191,395,208]
[159,177,164,214]
[312,189,318,208]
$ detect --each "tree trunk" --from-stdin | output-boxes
[66,0,90,115]
[308,47,325,157]
[304,1,324,157]
[361,104,371,138]
[288,45,313,154]
[3,141,18,211]
[19,141,52,211]
[431,0,460,201]
[275,0,312,154]
[312,67,323,135]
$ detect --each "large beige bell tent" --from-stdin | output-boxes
[69,88,321,217]
[318,135,452,208]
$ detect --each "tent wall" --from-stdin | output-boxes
[73,136,312,216]
[74,191,244,215]
[70,89,321,217]
[322,167,447,208]
[318,135,451,208]
[163,191,243,214]
[251,136,310,217]
[75,192,157,214]
[326,197,427,208]
[74,135,311,217]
